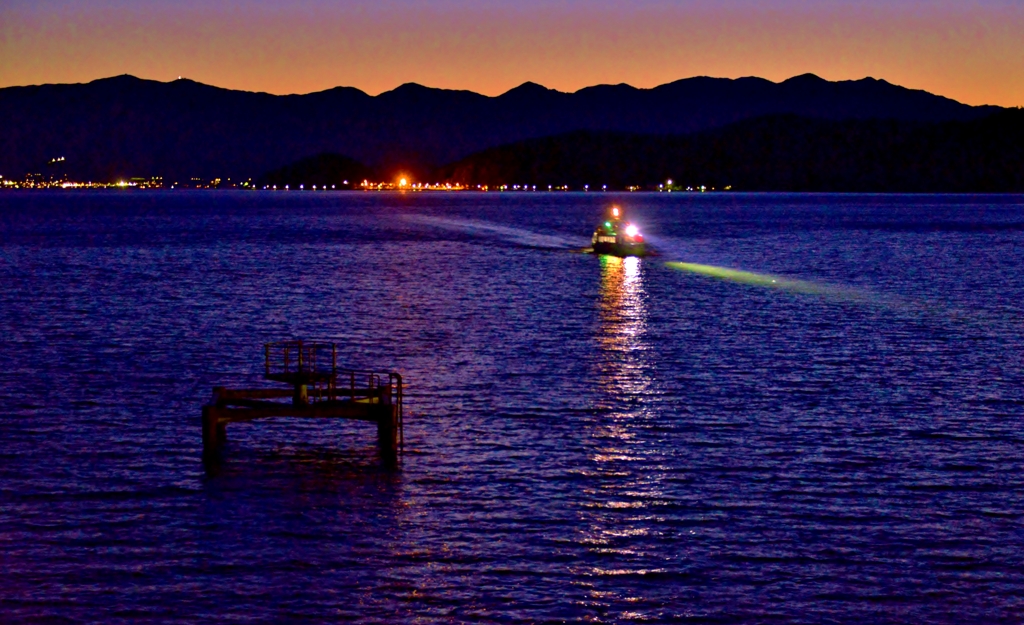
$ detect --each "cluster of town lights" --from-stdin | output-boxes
[4,155,729,193]
[0,175,167,190]
[360,178,471,191]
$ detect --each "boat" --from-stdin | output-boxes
[591,206,649,257]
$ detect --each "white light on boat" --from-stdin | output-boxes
[625,224,639,237]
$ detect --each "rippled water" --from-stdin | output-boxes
[2,191,1024,623]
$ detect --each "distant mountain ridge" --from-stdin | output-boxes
[0,74,1000,183]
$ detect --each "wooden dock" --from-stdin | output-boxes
[201,341,404,463]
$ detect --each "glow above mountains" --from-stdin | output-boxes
[2,0,1023,106]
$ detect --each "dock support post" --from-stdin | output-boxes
[203,387,227,454]
[376,385,398,464]
[377,409,398,465]
[202,405,222,454]
[293,384,308,406]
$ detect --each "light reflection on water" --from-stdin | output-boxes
[596,255,651,403]
[582,255,669,617]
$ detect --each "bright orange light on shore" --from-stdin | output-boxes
[398,177,409,188]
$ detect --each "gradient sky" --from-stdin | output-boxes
[2,0,1023,106]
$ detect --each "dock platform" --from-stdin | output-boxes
[201,341,404,463]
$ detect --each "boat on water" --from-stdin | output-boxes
[591,206,649,257]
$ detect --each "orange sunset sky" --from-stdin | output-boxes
[2,0,1023,106]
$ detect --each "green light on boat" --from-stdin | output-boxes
[605,221,612,228]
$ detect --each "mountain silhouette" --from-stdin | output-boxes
[0,74,999,183]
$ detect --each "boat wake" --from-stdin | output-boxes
[401,215,589,251]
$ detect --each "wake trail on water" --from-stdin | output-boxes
[401,215,590,251]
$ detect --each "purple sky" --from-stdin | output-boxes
[2,0,1022,105]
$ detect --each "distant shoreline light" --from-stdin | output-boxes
[1,179,731,193]
[0,172,730,193]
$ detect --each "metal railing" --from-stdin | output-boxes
[265,340,337,378]
[334,369,403,450]
[262,341,403,450]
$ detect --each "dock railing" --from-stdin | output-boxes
[259,340,403,451]
[333,369,404,451]
[265,340,337,379]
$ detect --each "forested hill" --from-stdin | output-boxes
[441,110,1024,193]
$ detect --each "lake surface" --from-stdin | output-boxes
[1,191,1023,623]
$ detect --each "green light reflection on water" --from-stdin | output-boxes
[665,261,871,302]
[665,260,990,333]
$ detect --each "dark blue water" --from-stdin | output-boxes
[2,191,1024,623]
